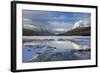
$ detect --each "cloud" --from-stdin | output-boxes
[70,13,91,20]
[47,21,73,34]
[22,10,91,34]
[23,24,39,30]
[48,15,67,21]
[48,21,72,28]
[22,10,53,27]
[22,18,32,25]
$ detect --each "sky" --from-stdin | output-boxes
[22,10,91,34]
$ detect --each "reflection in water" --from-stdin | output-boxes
[22,36,91,63]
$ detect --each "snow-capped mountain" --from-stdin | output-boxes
[72,20,90,29]
[23,24,41,31]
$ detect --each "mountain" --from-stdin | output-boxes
[58,20,90,36]
[23,20,90,36]
[72,20,90,29]
[59,26,90,36]
[23,24,54,36]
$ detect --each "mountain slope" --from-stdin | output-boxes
[59,27,90,36]
[23,28,54,36]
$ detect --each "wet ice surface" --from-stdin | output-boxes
[22,37,91,63]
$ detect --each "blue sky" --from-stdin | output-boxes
[22,10,91,34]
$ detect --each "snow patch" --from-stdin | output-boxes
[72,20,90,29]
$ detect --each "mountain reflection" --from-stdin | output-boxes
[22,36,91,62]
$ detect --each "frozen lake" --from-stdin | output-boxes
[22,36,91,63]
